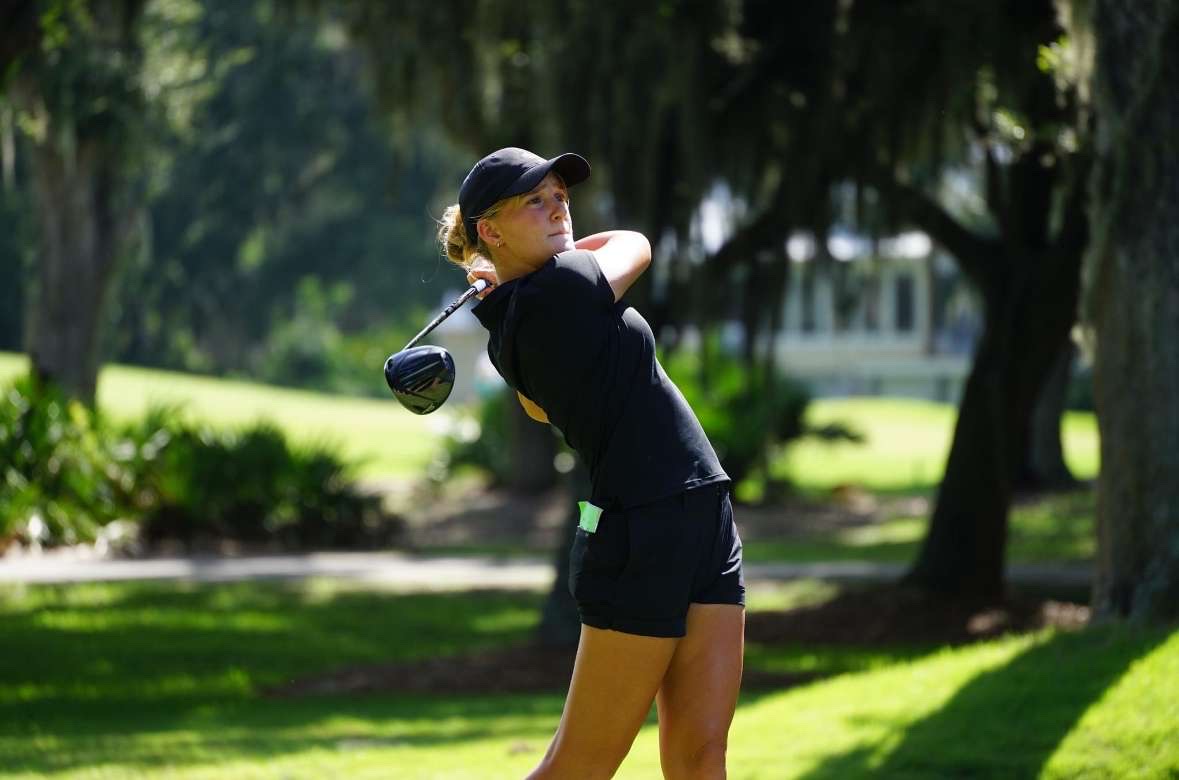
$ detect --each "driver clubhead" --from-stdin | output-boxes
[384,345,456,415]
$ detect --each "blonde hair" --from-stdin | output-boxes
[438,172,570,271]
[437,197,518,272]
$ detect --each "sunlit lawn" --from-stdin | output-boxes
[0,579,1175,779]
[774,397,1099,495]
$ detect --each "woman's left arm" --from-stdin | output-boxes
[574,230,651,302]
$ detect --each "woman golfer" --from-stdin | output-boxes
[440,147,744,779]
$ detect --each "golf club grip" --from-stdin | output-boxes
[403,278,489,350]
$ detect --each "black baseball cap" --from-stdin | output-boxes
[458,147,591,243]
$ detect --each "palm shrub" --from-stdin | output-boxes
[139,420,392,550]
[0,376,395,551]
[0,377,153,547]
[662,348,863,494]
[663,353,812,487]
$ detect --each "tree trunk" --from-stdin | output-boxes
[905,296,1012,599]
[1017,340,1078,491]
[1087,0,1179,622]
[25,137,123,405]
[9,1,142,405]
[906,244,1082,599]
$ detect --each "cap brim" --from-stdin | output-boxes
[502,152,591,198]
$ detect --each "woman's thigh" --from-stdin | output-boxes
[655,603,745,777]
[530,624,678,779]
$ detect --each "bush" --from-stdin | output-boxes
[0,375,397,552]
[140,420,393,549]
[0,377,152,548]
[436,388,514,487]
[250,276,423,399]
[663,351,814,487]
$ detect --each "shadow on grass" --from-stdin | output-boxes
[797,625,1169,779]
[0,693,566,774]
[0,581,550,773]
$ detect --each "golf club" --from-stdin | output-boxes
[384,278,489,414]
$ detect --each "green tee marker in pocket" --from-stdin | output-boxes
[577,501,603,534]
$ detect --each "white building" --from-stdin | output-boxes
[771,229,981,402]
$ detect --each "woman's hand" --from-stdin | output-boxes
[467,260,498,300]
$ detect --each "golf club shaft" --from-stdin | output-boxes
[403,278,489,350]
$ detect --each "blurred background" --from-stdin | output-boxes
[0,1,1176,778]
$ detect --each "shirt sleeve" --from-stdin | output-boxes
[511,251,615,416]
[536,250,615,308]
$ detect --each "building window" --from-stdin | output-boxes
[895,274,915,332]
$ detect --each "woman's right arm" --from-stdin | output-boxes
[574,230,651,302]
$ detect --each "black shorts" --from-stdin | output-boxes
[567,480,744,638]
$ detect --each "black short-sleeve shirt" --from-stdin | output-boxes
[472,250,728,510]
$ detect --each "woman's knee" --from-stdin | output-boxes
[663,735,728,779]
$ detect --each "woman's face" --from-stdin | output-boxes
[485,173,574,269]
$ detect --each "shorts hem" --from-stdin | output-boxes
[580,611,686,639]
[690,593,746,608]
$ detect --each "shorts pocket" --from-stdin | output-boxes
[567,527,589,598]
[568,513,629,603]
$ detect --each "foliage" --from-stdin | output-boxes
[437,388,515,487]
[662,348,838,490]
[0,374,393,551]
[102,0,472,378]
[250,277,423,398]
[0,376,147,547]
[139,418,392,549]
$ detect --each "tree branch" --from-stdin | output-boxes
[707,181,793,274]
[886,179,1001,288]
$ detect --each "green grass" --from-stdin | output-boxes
[775,397,1100,495]
[0,580,1175,778]
[0,351,440,480]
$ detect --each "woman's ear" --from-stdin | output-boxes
[476,219,503,248]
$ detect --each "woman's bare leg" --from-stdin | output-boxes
[655,604,745,779]
[528,624,679,779]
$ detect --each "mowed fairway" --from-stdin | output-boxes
[0,581,1175,778]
